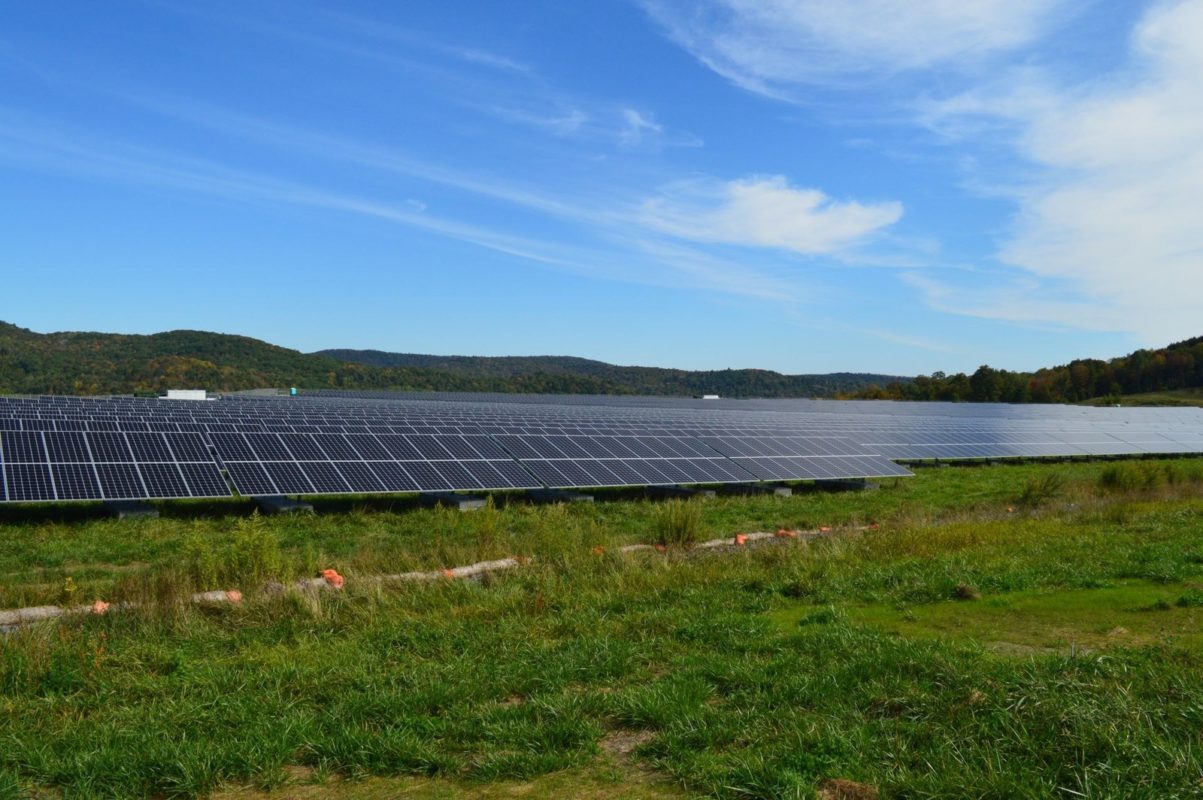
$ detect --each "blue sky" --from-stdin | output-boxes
[2,0,1200,376]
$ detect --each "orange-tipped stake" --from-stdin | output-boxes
[91,600,110,615]
[654,543,667,553]
[225,590,243,604]
[734,533,748,546]
[441,568,456,579]
[775,529,798,538]
[591,545,606,556]
[321,569,345,589]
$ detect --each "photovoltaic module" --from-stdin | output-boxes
[1,393,1201,503]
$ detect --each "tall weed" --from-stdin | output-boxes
[1098,464,1151,493]
[655,499,702,547]
[229,512,282,586]
[1016,473,1066,508]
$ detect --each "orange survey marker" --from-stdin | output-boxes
[225,590,243,604]
[91,600,110,615]
[441,569,456,579]
[321,569,345,589]
[775,529,798,538]
[734,533,748,546]
[654,543,667,553]
[591,546,606,556]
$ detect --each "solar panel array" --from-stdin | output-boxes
[0,430,229,502]
[2,392,1202,503]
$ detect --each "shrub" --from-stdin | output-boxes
[1016,473,1066,507]
[1175,590,1203,608]
[655,499,702,547]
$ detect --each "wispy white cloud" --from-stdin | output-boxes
[146,1,700,153]
[0,106,792,303]
[492,106,589,136]
[640,0,1076,95]
[618,108,663,148]
[489,101,701,150]
[454,47,530,74]
[861,327,968,355]
[644,0,1203,345]
[106,93,617,226]
[917,0,1203,344]
[640,175,902,255]
[625,238,801,301]
[901,272,1121,333]
[315,9,534,74]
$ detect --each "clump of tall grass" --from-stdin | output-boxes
[1099,464,1136,492]
[1098,463,1165,494]
[472,496,504,560]
[180,512,283,591]
[230,512,282,586]
[182,532,220,590]
[654,499,702,547]
[1016,473,1066,508]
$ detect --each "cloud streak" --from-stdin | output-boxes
[0,106,797,303]
[641,175,902,255]
[640,0,1075,95]
[69,91,890,274]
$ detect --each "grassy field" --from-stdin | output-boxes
[1081,388,1203,407]
[2,458,1203,798]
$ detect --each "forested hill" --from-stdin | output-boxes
[0,322,902,397]
[0,322,497,396]
[316,349,901,398]
[850,336,1203,403]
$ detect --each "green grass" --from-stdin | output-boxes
[5,458,1200,611]
[777,580,1203,653]
[208,760,686,799]
[2,458,1203,799]
[1082,388,1203,407]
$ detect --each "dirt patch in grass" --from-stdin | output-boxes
[600,729,656,760]
[818,778,879,800]
[210,760,687,800]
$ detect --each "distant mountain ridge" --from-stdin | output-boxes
[0,321,902,397]
[315,348,899,398]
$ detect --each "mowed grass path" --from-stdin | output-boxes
[2,459,1203,798]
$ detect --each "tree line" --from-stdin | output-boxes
[0,322,899,398]
[847,336,1203,403]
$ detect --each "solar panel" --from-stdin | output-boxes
[5,393,1203,503]
[208,429,544,496]
[0,428,230,503]
[51,462,103,500]
[5,463,53,502]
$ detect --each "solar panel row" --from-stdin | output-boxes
[2,392,1203,504]
[0,430,229,502]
